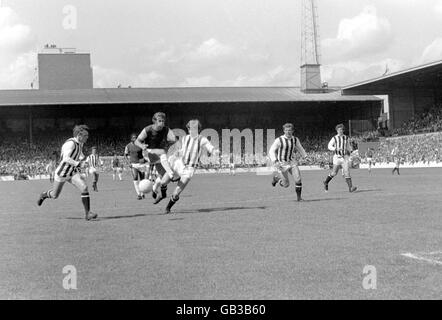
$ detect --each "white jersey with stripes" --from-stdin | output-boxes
[55,138,85,178]
[328,134,351,156]
[86,154,100,168]
[180,134,215,167]
[269,135,307,163]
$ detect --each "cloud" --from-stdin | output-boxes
[189,38,234,60]
[322,58,405,86]
[435,0,442,15]
[93,66,167,88]
[322,5,393,62]
[0,7,37,89]
[419,38,442,64]
[99,37,291,87]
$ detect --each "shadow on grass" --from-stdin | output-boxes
[173,206,267,215]
[352,189,382,193]
[301,198,347,202]
[64,213,157,220]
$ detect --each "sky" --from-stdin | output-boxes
[0,0,441,89]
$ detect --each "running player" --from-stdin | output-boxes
[112,154,123,181]
[125,133,147,200]
[392,154,401,175]
[269,123,307,202]
[323,124,357,193]
[37,125,97,221]
[135,112,177,203]
[161,119,219,213]
[46,151,57,183]
[86,146,101,192]
[366,147,374,174]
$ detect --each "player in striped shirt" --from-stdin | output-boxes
[37,125,97,221]
[269,123,307,202]
[323,124,357,193]
[160,119,219,213]
[86,146,101,192]
[365,148,374,174]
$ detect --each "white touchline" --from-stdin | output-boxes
[401,253,442,266]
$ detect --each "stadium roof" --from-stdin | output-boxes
[0,87,380,106]
[343,59,442,91]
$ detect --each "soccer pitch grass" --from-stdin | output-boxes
[1,168,441,299]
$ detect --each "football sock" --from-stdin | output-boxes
[166,195,179,211]
[81,192,90,213]
[324,174,333,184]
[161,185,168,198]
[133,181,140,195]
[345,178,353,191]
[295,183,302,200]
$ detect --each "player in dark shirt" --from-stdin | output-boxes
[135,112,177,203]
[125,133,147,199]
[112,154,123,181]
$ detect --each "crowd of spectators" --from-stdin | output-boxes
[391,103,442,136]
[3,105,442,178]
[1,130,337,177]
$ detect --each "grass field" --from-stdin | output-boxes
[1,168,442,299]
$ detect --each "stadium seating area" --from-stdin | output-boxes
[391,103,442,136]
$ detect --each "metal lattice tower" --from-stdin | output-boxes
[301,0,323,92]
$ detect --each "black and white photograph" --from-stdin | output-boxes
[0,0,442,304]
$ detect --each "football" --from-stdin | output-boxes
[138,179,153,194]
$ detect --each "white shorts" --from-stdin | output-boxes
[172,157,195,180]
[333,155,350,166]
[88,167,98,174]
[277,160,299,172]
[367,158,372,163]
[54,172,83,183]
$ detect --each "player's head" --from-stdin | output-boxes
[152,112,166,130]
[91,146,97,154]
[282,123,294,138]
[335,123,345,135]
[73,124,89,144]
[186,119,202,135]
[130,133,137,142]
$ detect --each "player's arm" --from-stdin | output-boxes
[61,141,82,167]
[166,129,177,147]
[327,138,336,152]
[295,137,307,158]
[124,145,132,166]
[347,139,353,153]
[135,129,149,150]
[268,139,281,164]
[201,136,219,157]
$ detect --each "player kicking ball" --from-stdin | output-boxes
[269,123,307,202]
[158,119,219,214]
[323,123,357,193]
[37,125,97,221]
[135,112,178,204]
